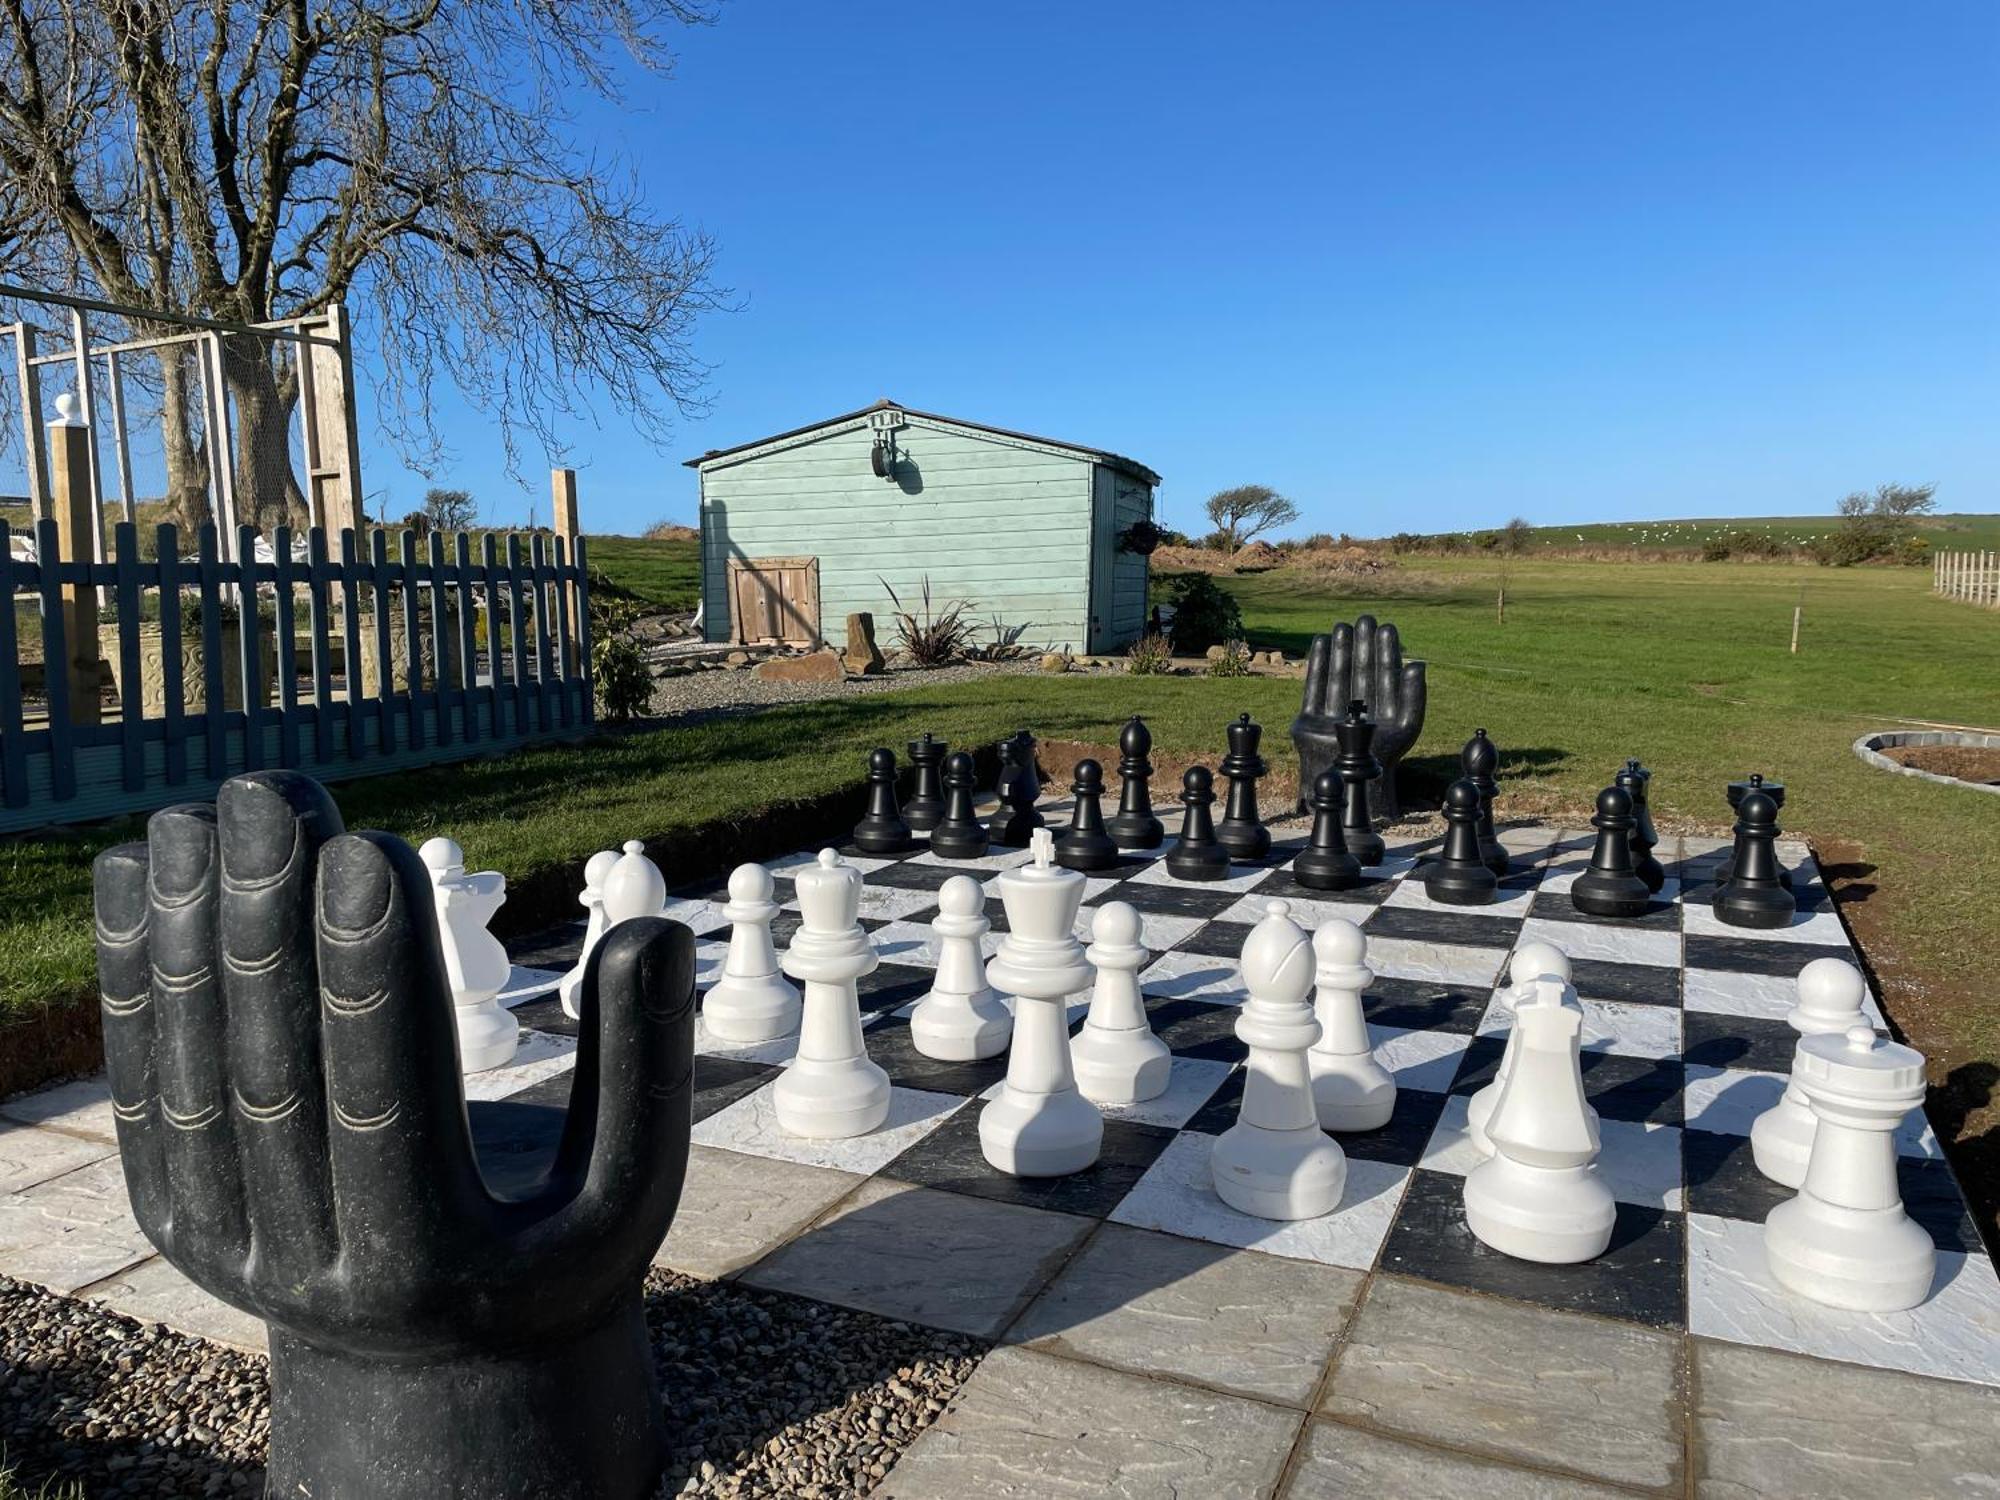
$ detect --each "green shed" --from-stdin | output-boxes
[686,401,1160,655]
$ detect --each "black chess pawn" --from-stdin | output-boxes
[851,747,915,854]
[1459,728,1510,877]
[1425,780,1499,905]
[1714,789,1796,929]
[1616,760,1665,894]
[1105,714,1164,849]
[1570,785,1653,919]
[990,761,1044,848]
[1214,713,1272,863]
[995,729,1040,813]
[1165,767,1231,881]
[1293,769,1362,890]
[1717,774,1791,888]
[904,732,949,831]
[1333,700,1386,868]
[1056,759,1121,871]
[928,751,990,860]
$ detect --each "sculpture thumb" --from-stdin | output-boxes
[1397,659,1428,732]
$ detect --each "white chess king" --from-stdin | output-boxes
[772,850,891,1139]
[1211,900,1347,1220]
[418,836,518,1073]
[1750,957,1871,1189]
[701,863,801,1044]
[980,830,1102,1176]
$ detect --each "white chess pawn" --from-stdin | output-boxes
[981,830,1103,1176]
[909,876,1012,1061]
[1071,902,1170,1105]
[1463,978,1615,1263]
[1751,957,1871,1189]
[1469,940,1580,1157]
[1211,900,1348,1220]
[702,863,801,1044]
[565,841,663,1020]
[1765,1024,1935,1312]
[558,848,619,1018]
[419,837,518,1073]
[1307,919,1394,1131]
[772,850,890,1139]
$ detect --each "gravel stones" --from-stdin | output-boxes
[648,659,1033,723]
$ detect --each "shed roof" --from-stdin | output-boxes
[683,399,1162,487]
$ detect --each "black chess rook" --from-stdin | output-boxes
[1165,766,1232,881]
[1105,714,1164,849]
[1214,713,1272,863]
[1570,785,1653,919]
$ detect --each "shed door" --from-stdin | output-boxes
[727,556,821,646]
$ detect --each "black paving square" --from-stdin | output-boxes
[512,993,576,1038]
[1145,996,1250,1062]
[862,1015,1012,1098]
[1452,1038,1684,1125]
[864,861,965,892]
[691,1055,783,1124]
[1681,1012,1806,1074]
[1528,889,1681,931]
[1364,905,1524,949]
[855,961,935,1015]
[1567,958,1680,1008]
[1362,976,1491,1035]
[508,920,585,972]
[1179,920,1260,957]
[1250,868,1399,907]
[1097,881,1249,919]
[1685,935,1854,977]
[880,1108,1177,1219]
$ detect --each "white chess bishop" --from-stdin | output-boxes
[1307,919,1394,1132]
[1071,902,1171,1105]
[980,830,1103,1176]
[1751,957,1871,1189]
[419,837,518,1073]
[909,875,1012,1061]
[564,841,664,1020]
[1463,976,1615,1264]
[1765,1024,1936,1312]
[701,863,801,1044]
[1468,940,1583,1157]
[773,850,891,1139]
[1211,901,1347,1220]
[558,847,619,1018]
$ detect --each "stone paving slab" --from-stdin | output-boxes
[79,1254,267,1353]
[0,1119,119,1195]
[0,1156,154,1293]
[653,1144,864,1280]
[877,1344,1303,1500]
[1321,1275,1684,1492]
[1284,1417,1640,1498]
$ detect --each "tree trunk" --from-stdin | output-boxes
[220,333,308,532]
[158,349,213,534]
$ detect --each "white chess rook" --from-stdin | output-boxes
[1071,902,1171,1105]
[1469,940,1579,1157]
[980,830,1103,1176]
[701,863,801,1044]
[1307,919,1394,1132]
[1463,979,1616,1263]
[910,875,1012,1061]
[1212,900,1347,1220]
[419,837,519,1074]
[772,850,891,1139]
[558,847,620,1018]
[1765,1024,1936,1312]
[1751,957,1871,1189]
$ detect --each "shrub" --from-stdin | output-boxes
[1206,639,1253,678]
[1125,632,1173,675]
[1501,517,1533,554]
[880,575,974,666]
[591,627,652,722]
[1162,572,1243,654]
[1702,537,1733,562]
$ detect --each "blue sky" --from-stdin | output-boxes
[367,2,1999,537]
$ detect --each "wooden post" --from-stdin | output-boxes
[551,467,581,655]
[48,395,101,726]
[1789,605,1802,654]
[307,304,366,537]
[11,323,49,521]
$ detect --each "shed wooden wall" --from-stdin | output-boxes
[700,418,1100,651]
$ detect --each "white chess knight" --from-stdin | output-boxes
[909,875,1012,1061]
[562,841,663,1019]
[1307,919,1393,1132]
[558,848,619,1018]
[772,849,890,1139]
[1764,1024,1936,1312]
[1211,901,1347,1220]
[1071,901,1171,1105]
[1463,977,1616,1264]
[1751,957,1872,1189]
[1468,940,1585,1157]
[980,829,1103,1176]
[418,837,518,1073]
[701,863,801,1044]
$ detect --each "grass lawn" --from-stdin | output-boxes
[1405,511,2000,554]
[585,534,701,611]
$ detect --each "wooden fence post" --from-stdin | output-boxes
[48,394,101,726]
[552,467,580,665]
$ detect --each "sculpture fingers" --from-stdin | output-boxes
[94,841,172,1250]
[219,773,345,1284]
[1374,623,1404,716]
[540,917,696,1265]
[1398,659,1428,738]
[316,832,489,1281]
[1300,633,1333,717]
[1327,623,1356,710]
[1352,616,1378,708]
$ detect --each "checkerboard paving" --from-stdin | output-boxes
[482,807,2000,1396]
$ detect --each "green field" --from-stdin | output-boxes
[583,534,701,611]
[1394,511,2000,555]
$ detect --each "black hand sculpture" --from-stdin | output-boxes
[92,770,695,1500]
[1291,614,1428,819]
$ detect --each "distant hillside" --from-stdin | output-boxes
[1376,512,2000,556]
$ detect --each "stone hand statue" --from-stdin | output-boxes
[1291,614,1428,819]
[92,771,695,1499]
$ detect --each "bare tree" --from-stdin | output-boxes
[0,1,725,531]
[421,485,476,532]
[1204,484,1300,552]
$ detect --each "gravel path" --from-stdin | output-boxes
[0,1271,981,1499]
[645,659,1036,725]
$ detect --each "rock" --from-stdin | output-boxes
[725,651,750,667]
[1038,652,1071,674]
[753,650,845,685]
[1205,644,1228,662]
[842,614,886,676]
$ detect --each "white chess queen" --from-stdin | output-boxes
[772,850,891,1139]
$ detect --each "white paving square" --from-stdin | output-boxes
[1109,1132,1410,1270]
[1516,916,1680,968]
[1417,1092,1684,1209]
[463,1029,579,1101]
[660,896,735,937]
[1369,1024,1473,1094]
[1127,860,1283,895]
[771,848,895,876]
[1218,892,1380,930]
[906,846,1037,872]
[1687,1213,2000,1387]
[692,1013,815,1065]
[1683,966,1887,1028]
[786,883,941,923]
[1682,1066,1941,1158]
[691,1082,966,1174]
[1364,936,1510,988]
[497,964,565,1010]
[1382,877,1539,918]
[1138,948,1247,1005]
[1082,1057,1236,1130]
[1680,899,1850,947]
[1475,992,1683,1061]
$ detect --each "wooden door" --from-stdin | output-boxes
[726,556,820,646]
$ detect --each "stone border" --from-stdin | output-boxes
[1852,729,2000,796]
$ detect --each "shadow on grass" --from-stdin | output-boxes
[1930,1061,2000,1262]
[1396,745,1573,809]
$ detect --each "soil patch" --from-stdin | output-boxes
[1884,744,2000,785]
